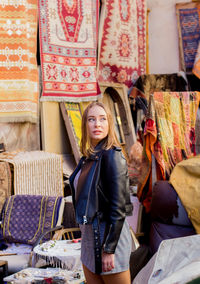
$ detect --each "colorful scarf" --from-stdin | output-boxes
[138,91,200,212]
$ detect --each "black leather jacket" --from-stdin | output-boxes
[69,144,133,254]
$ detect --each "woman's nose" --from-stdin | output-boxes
[95,119,100,127]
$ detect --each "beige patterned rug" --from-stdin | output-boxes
[0,151,63,196]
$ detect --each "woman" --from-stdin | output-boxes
[69,102,133,284]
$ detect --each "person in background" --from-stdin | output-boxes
[69,102,133,284]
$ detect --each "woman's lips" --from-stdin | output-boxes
[93,131,102,134]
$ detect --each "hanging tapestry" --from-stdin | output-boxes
[0,0,39,123]
[0,151,63,196]
[98,0,146,88]
[38,0,101,102]
[137,91,200,212]
[0,162,12,213]
[176,2,200,72]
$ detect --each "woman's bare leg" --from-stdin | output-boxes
[101,269,131,284]
[82,264,105,284]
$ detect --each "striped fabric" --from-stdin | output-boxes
[0,151,63,196]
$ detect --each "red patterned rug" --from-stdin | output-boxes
[98,0,146,88]
[38,0,101,102]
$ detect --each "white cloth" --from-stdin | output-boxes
[33,240,81,270]
[4,267,85,283]
[0,243,32,255]
[133,234,200,284]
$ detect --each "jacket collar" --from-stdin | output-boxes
[89,139,106,160]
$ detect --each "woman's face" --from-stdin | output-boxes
[87,105,109,146]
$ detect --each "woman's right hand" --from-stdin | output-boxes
[102,251,115,272]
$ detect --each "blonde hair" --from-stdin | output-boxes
[80,102,122,157]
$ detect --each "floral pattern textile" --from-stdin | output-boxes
[98,0,146,88]
[137,91,200,212]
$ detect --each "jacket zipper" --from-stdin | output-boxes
[83,156,101,224]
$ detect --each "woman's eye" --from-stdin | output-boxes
[88,117,107,122]
[88,118,95,122]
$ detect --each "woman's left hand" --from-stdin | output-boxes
[102,251,115,272]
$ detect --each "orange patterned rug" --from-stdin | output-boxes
[0,0,39,123]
